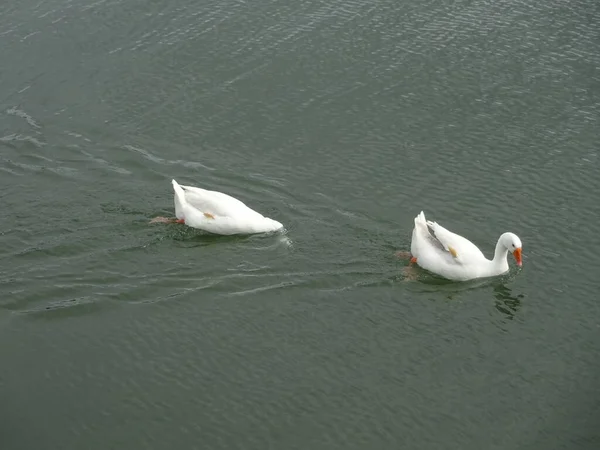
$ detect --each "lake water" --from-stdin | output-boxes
[1,0,599,448]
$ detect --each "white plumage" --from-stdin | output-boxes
[170,179,284,235]
[410,211,522,281]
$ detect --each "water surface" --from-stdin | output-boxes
[1,0,599,448]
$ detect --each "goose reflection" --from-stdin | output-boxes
[492,282,524,319]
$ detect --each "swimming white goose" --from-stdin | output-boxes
[409,211,522,281]
[151,179,284,235]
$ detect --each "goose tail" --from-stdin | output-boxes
[172,179,187,220]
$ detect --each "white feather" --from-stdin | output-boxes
[171,179,284,235]
[410,211,523,281]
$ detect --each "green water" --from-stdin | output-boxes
[1,0,599,448]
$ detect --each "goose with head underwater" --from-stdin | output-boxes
[151,179,284,235]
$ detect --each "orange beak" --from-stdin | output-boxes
[513,247,522,267]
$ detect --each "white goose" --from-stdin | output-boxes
[151,179,284,235]
[409,211,522,281]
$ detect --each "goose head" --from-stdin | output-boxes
[500,232,523,266]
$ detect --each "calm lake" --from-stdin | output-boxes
[1,0,599,448]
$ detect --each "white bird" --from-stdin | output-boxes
[151,179,284,235]
[409,211,522,281]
